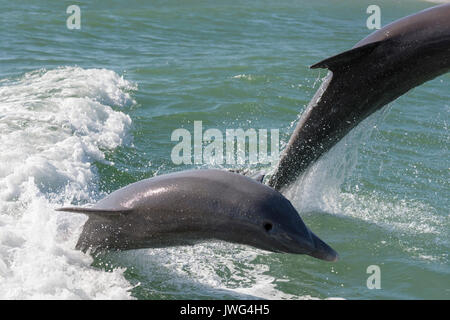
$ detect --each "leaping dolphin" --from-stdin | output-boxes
[268,3,450,190]
[58,4,450,261]
[57,169,338,262]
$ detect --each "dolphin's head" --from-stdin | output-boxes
[226,190,339,262]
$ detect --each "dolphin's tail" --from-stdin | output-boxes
[268,3,450,191]
[267,43,379,190]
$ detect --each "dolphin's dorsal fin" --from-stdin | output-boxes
[249,172,265,183]
[55,207,132,218]
[229,169,266,183]
[310,40,382,71]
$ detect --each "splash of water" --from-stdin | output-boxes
[0,67,136,299]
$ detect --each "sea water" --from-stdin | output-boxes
[0,0,448,299]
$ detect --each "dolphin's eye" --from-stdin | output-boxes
[263,222,273,232]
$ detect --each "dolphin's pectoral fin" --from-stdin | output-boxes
[55,207,132,218]
[310,40,382,71]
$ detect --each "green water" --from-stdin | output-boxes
[0,0,448,299]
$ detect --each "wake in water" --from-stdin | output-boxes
[0,67,135,299]
[1,67,446,300]
[0,66,315,300]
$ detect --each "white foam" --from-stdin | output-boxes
[232,74,254,81]
[283,108,380,214]
[0,67,136,299]
[110,242,316,300]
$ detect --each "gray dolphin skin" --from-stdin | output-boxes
[268,3,450,190]
[57,169,338,262]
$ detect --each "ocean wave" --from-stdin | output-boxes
[0,67,135,299]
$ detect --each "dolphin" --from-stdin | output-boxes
[58,4,449,262]
[268,3,450,190]
[57,169,339,262]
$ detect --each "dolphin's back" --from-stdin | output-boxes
[94,169,275,212]
[58,169,282,251]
